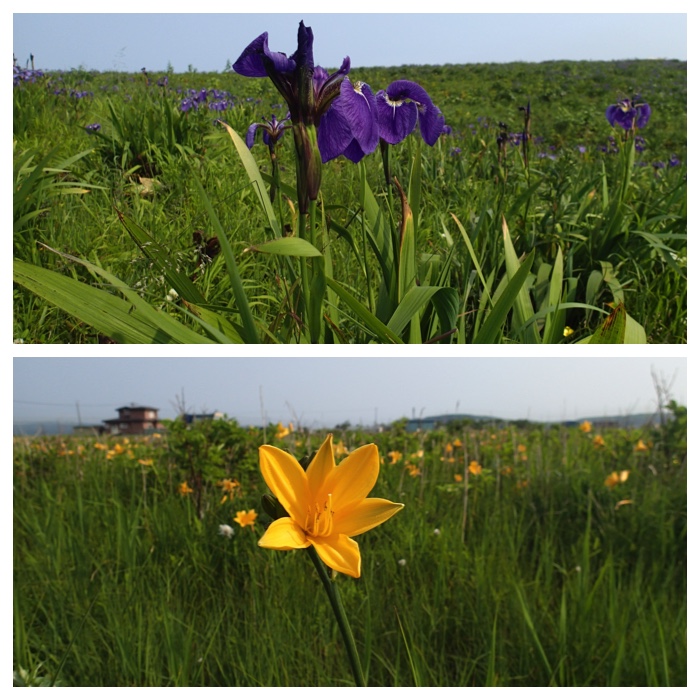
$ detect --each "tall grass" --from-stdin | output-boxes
[13,59,686,343]
[14,417,686,685]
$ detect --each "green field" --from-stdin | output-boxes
[13,58,686,343]
[13,409,687,686]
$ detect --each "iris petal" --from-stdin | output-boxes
[258,517,310,550]
[245,122,260,149]
[333,498,404,537]
[339,79,378,155]
[259,445,311,525]
[318,103,353,163]
[418,102,445,146]
[308,533,361,578]
[376,91,417,144]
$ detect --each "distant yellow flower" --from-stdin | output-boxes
[234,509,258,528]
[178,481,193,496]
[604,470,630,488]
[452,439,463,448]
[633,439,649,452]
[445,443,454,454]
[138,458,154,466]
[563,326,574,337]
[112,443,126,455]
[218,478,240,504]
[579,421,592,433]
[454,473,463,483]
[275,422,294,440]
[468,461,482,476]
[387,450,402,464]
[406,464,421,477]
[258,433,403,578]
[501,466,513,476]
[334,440,349,458]
[411,450,424,459]
[94,442,108,451]
[593,435,606,447]
[517,444,527,453]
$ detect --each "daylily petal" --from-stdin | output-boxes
[306,433,336,502]
[308,533,361,578]
[259,445,310,525]
[333,497,404,537]
[258,517,310,550]
[323,443,379,509]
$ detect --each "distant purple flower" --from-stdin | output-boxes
[375,80,444,146]
[668,154,681,167]
[246,113,291,149]
[605,97,651,130]
[441,124,453,136]
[652,160,666,169]
[577,145,586,154]
[180,98,195,112]
[634,136,646,152]
[450,147,462,157]
[85,123,101,133]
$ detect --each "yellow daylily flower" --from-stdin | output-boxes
[468,460,483,476]
[593,435,606,447]
[579,420,592,433]
[258,433,404,578]
[633,439,649,452]
[604,470,630,488]
[234,509,258,528]
[178,481,193,496]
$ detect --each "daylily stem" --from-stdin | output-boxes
[307,547,367,687]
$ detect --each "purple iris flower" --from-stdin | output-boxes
[85,123,101,133]
[668,154,681,167]
[246,113,291,149]
[605,97,651,130]
[375,80,444,146]
[233,21,350,129]
[317,79,379,163]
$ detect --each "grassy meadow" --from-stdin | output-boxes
[13,57,686,343]
[13,409,687,686]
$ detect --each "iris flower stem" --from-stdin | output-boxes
[297,210,312,337]
[358,161,374,316]
[307,546,367,687]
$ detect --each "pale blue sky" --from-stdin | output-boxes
[13,11,687,74]
[13,357,687,430]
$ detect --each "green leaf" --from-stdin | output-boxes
[247,238,322,257]
[117,209,208,305]
[502,215,540,343]
[583,303,646,344]
[326,278,403,344]
[219,121,282,239]
[473,250,535,344]
[14,258,213,344]
[192,175,260,344]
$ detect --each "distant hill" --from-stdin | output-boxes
[403,412,664,432]
[14,412,665,437]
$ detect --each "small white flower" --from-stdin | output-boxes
[398,558,407,567]
[166,288,179,302]
[218,524,234,539]
[433,528,441,536]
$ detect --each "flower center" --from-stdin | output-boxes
[306,494,334,537]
